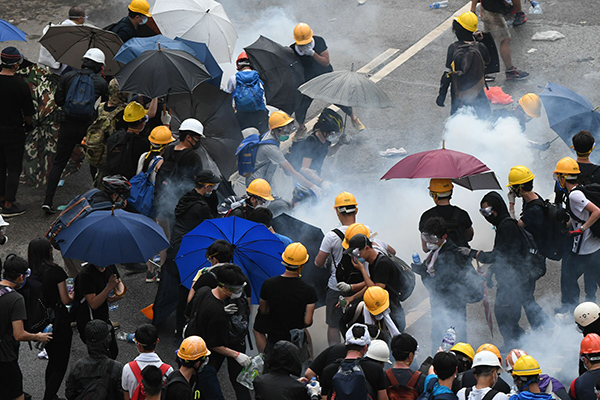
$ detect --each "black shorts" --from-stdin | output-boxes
[326,288,343,327]
[0,359,23,400]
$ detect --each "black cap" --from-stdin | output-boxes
[85,320,110,343]
[1,47,23,65]
[343,233,371,255]
[195,170,221,185]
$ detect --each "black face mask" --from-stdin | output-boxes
[484,214,500,226]
[190,137,201,150]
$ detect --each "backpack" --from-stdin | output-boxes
[84,103,125,168]
[235,133,278,177]
[46,189,113,249]
[464,387,499,400]
[529,198,569,261]
[161,372,189,400]
[331,359,373,400]
[416,377,457,400]
[128,157,160,216]
[20,276,55,333]
[105,130,135,178]
[232,70,267,113]
[226,296,250,345]
[388,254,416,302]
[129,361,171,400]
[386,369,421,400]
[578,165,600,185]
[75,361,116,400]
[64,71,96,118]
[502,217,546,281]
[332,229,364,285]
[450,42,485,103]
[154,146,192,195]
[567,184,600,238]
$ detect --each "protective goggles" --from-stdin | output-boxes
[198,182,220,191]
[23,268,31,279]
[421,232,439,244]
[337,206,356,214]
[257,197,271,206]
[479,206,493,217]
[350,248,363,258]
[219,281,247,294]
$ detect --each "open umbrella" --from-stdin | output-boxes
[39,25,123,75]
[152,0,237,63]
[172,38,222,87]
[176,217,285,304]
[0,19,27,42]
[54,209,170,267]
[245,36,305,114]
[114,48,211,98]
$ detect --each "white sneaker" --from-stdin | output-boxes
[37,348,48,359]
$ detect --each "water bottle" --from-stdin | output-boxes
[108,290,118,311]
[308,377,320,400]
[338,295,348,310]
[441,326,456,352]
[529,0,542,14]
[116,331,135,342]
[66,278,74,295]
[429,0,449,9]
[412,251,421,265]
[36,324,53,350]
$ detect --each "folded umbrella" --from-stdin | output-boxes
[0,19,27,42]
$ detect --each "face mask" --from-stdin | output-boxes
[326,132,342,143]
[230,292,243,299]
[140,16,148,25]
[277,134,290,142]
[374,313,384,320]
[191,138,201,150]
[356,257,366,263]
[426,242,439,251]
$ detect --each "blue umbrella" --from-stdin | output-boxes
[174,38,223,88]
[0,19,27,42]
[55,209,170,267]
[176,216,286,304]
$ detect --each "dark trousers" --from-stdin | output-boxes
[294,94,352,125]
[197,341,251,400]
[0,139,25,203]
[43,314,72,400]
[235,110,269,134]
[521,278,551,330]
[495,282,525,349]
[44,119,90,205]
[560,250,600,311]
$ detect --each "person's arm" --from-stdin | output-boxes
[581,202,600,231]
[470,0,478,12]
[314,251,330,268]
[465,226,474,242]
[146,98,158,118]
[123,391,130,400]
[212,345,243,358]
[187,287,196,304]
[281,161,319,190]
[85,274,118,310]
[259,298,269,315]
[377,389,389,400]
[304,303,316,327]
[58,280,74,305]
[300,157,325,186]
[12,319,52,342]
[352,258,379,288]
[313,48,330,67]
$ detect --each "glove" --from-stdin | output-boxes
[320,181,332,192]
[310,185,322,198]
[161,109,172,125]
[336,282,352,293]
[304,48,315,57]
[224,304,238,315]
[436,94,445,107]
[294,45,304,56]
[235,352,252,368]
[569,228,584,238]
[507,190,516,205]
[307,380,321,398]
[458,247,478,258]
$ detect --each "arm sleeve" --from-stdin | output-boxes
[477,221,520,264]
[11,296,27,322]
[265,146,288,166]
[78,270,96,296]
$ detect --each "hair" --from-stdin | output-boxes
[346,324,368,352]
[141,365,163,396]
[520,180,534,192]
[433,352,458,380]
[573,130,595,154]
[127,119,145,129]
[215,263,246,286]
[247,207,273,227]
[206,240,234,263]
[27,238,55,278]
[391,333,418,361]
[179,130,199,141]
[129,10,144,19]
[473,365,497,378]
[422,217,447,238]
[3,254,28,281]
[134,324,158,351]
[366,324,380,340]
[452,20,474,42]
[81,58,102,74]
[69,6,85,19]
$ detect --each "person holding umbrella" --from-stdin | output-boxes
[110,0,153,44]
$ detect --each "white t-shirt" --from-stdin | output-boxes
[136,153,162,183]
[457,386,509,400]
[569,188,600,255]
[121,352,173,395]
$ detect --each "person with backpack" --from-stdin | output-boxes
[109,0,153,44]
[162,336,210,400]
[0,254,53,400]
[43,48,108,214]
[385,333,426,397]
[456,351,508,400]
[226,178,275,219]
[319,323,388,400]
[65,319,123,400]
[454,344,511,394]
[569,334,600,400]
[435,12,491,119]
[121,324,173,400]
[451,343,475,374]
[505,352,568,400]
[421,352,460,400]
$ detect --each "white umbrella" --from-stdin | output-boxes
[152,0,237,63]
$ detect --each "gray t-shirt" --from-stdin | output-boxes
[249,132,286,185]
[0,286,26,362]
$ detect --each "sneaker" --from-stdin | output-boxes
[1,203,26,218]
[484,75,496,82]
[512,11,527,26]
[37,348,48,359]
[505,66,529,80]
[42,204,56,215]
[145,270,158,283]
[351,117,365,131]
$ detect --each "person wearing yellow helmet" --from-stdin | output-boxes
[490,94,542,134]
[162,335,210,399]
[508,354,569,400]
[109,0,153,43]
[451,342,475,373]
[226,178,275,219]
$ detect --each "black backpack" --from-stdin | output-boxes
[578,165,600,185]
[451,42,485,103]
[18,276,55,333]
[155,146,192,195]
[372,253,416,302]
[331,359,373,400]
[75,361,117,400]
[502,217,546,280]
[161,372,190,400]
[567,184,600,238]
[105,130,135,178]
[332,229,365,285]
[529,198,569,261]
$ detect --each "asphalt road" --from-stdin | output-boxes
[3,0,600,398]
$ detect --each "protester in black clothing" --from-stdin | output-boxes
[186,240,236,302]
[43,48,108,213]
[0,47,35,217]
[110,0,152,43]
[227,178,274,219]
[386,333,427,392]
[163,335,210,400]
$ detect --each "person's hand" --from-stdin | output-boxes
[507,190,516,205]
[108,274,119,290]
[235,352,252,368]
[224,304,238,315]
[569,228,584,238]
[38,332,53,343]
[320,181,332,192]
[473,31,484,41]
[436,95,445,107]
[336,282,352,293]
[351,257,364,270]
[304,48,315,57]
[161,109,172,126]
[458,247,478,258]
[310,185,322,198]
[298,377,309,384]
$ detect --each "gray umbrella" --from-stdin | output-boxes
[39,24,123,75]
[298,70,394,108]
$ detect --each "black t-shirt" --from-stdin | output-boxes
[385,368,426,393]
[110,17,138,44]
[254,372,310,400]
[321,358,387,398]
[308,343,347,377]
[521,195,545,249]
[370,254,401,308]
[76,264,120,323]
[40,264,68,307]
[288,134,330,174]
[0,286,26,362]
[260,276,318,343]
[0,74,35,138]
[481,0,506,13]
[291,35,334,81]
[164,370,193,400]
[572,368,600,400]
[420,205,473,247]
[188,286,227,349]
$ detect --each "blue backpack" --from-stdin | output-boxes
[416,378,457,400]
[235,133,278,177]
[232,70,266,113]
[64,71,96,118]
[331,359,373,400]
[128,157,160,216]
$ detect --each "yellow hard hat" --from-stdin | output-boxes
[512,355,542,376]
[246,179,274,201]
[476,343,503,365]
[518,93,541,118]
[454,12,478,32]
[364,286,389,316]
[293,23,313,45]
[282,242,309,266]
[428,179,454,193]
[269,111,294,130]
[334,191,358,209]
[506,165,535,186]
[451,342,475,360]
[342,223,370,249]
[554,157,580,175]
[178,336,210,361]
[128,0,152,17]
[149,126,175,145]
[123,101,147,122]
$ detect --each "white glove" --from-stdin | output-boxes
[294,45,304,56]
[310,185,322,198]
[304,48,315,57]
[305,39,315,51]
[336,282,352,293]
[224,304,238,315]
[161,109,172,125]
[235,352,252,368]
[320,181,332,192]
[507,190,516,205]
[307,380,321,398]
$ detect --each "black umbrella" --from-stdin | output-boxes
[114,48,211,98]
[245,36,305,114]
[271,213,328,308]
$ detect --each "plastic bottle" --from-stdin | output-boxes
[237,354,265,390]
[109,290,118,311]
[529,0,542,14]
[308,377,320,400]
[338,295,348,310]
[116,331,135,343]
[66,278,74,295]
[35,324,53,350]
[429,1,449,9]
[412,252,421,265]
[441,326,456,352]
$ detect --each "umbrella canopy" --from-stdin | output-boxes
[381,148,502,190]
[176,217,286,304]
[114,48,211,98]
[0,19,27,42]
[55,209,170,267]
[173,38,222,87]
[152,0,237,63]
[245,36,305,114]
[39,25,123,75]
[298,70,393,109]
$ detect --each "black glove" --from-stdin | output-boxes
[436,95,445,107]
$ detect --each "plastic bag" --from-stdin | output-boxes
[236,354,264,390]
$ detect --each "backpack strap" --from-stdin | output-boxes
[406,370,422,389]
[385,368,400,387]
[146,157,161,176]
[159,363,171,375]
[566,187,586,224]
[466,387,472,400]
[129,361,143,385]
[482,389,499,400]
[332,228,345,241]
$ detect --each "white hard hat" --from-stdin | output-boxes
[83,48,105,65]
[472,350,502,368]
[179,118,205,137]
[574,302,600,327]
[366,339,391,364]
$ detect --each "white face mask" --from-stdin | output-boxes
[426,242,439,251]
[374,313,385,321]
[230,292,243,299]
